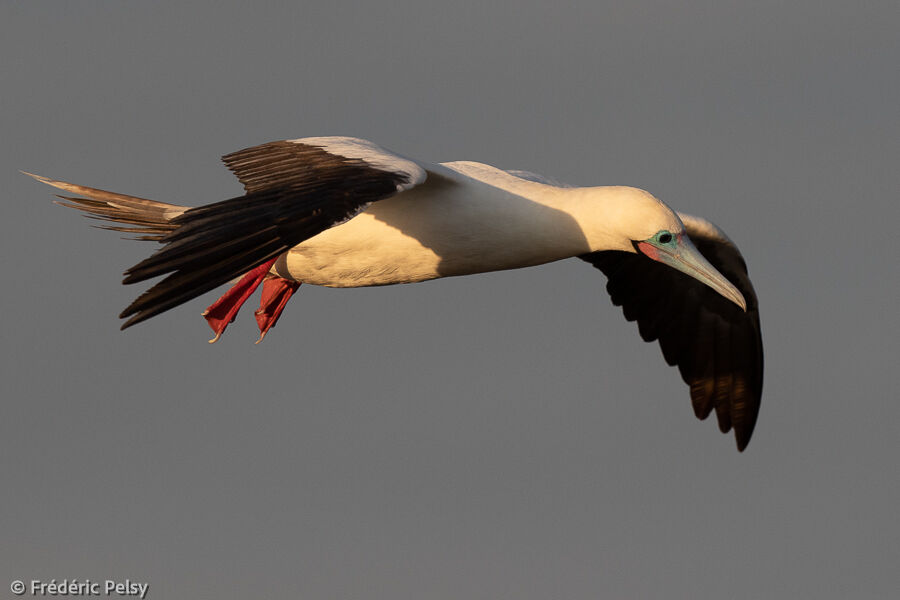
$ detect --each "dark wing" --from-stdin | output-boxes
[580,214,763,451]
[118,137,427,328]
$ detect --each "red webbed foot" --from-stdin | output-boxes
[254,277,301,344]
[202,258,278,343]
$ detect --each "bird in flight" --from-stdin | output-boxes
[28,136,763,450]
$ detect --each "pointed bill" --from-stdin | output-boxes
[638,234,747,311]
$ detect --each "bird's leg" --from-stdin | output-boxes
[202,258,278,343]
[254,276,301,344]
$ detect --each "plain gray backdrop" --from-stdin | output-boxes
[2,2,898,599]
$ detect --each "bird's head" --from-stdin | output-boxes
[584,186,747,311]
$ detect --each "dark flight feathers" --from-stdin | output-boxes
[117,141,412,328]
[581,222,763,451]
[37,150,762,451]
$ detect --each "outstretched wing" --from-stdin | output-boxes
[119,137,427,328]
[580,214,763,451]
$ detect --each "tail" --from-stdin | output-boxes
[24,172,188,241]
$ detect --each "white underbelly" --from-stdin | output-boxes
[271,172,590,287]
[274,211,444,287]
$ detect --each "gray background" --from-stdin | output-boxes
[2,2,898,598]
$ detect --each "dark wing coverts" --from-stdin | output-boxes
[581,217,763,451]
[118,139,425,328]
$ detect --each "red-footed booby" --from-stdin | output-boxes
[27,136,763,450]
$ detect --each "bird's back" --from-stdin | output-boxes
[276,162,592,286]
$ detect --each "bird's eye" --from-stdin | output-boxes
[657,231,673,244]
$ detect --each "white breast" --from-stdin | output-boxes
[274,164,591,287]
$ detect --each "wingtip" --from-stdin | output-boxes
[119,314,141,330]
[119,304,149,329]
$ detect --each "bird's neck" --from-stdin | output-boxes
[545,186,646,253]
[435,162,645,255]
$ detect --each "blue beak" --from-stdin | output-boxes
[638,234,747,311]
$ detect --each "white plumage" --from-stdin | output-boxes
[28,136,763,450]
